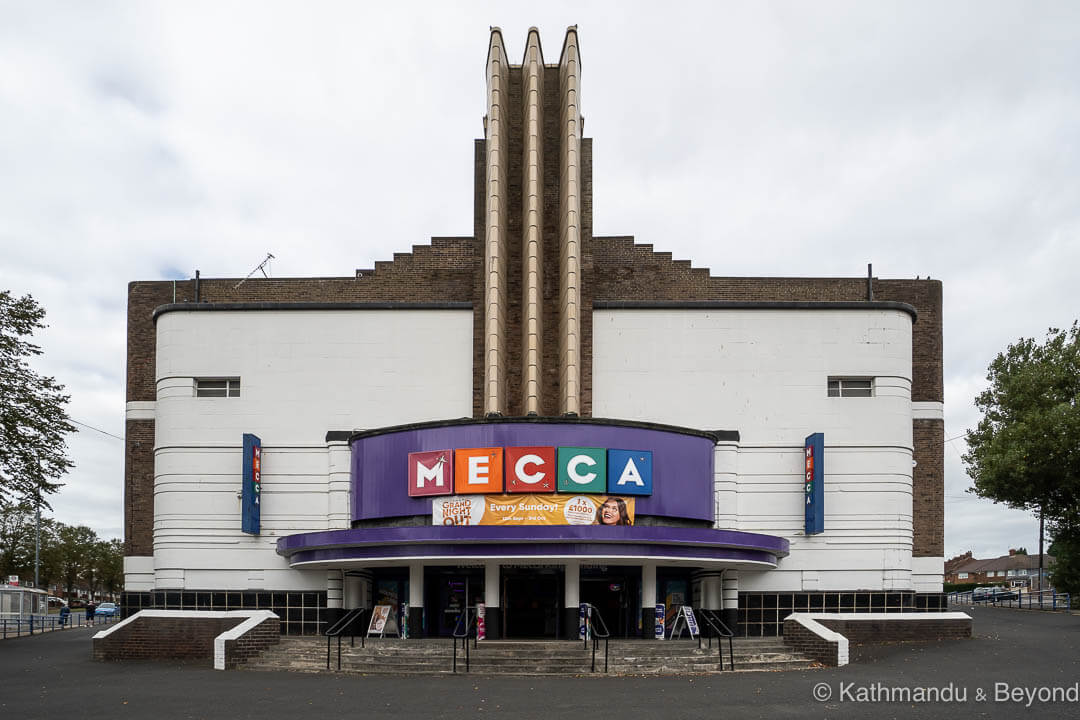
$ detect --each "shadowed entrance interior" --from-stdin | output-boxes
[502,568,563,638]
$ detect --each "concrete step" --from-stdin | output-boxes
[241,636,818,676]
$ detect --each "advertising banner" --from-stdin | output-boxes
[241,433,262,535]
[432,494,636,526]
[804,433,825,535]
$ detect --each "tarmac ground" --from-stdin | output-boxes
[1,605,1078,720]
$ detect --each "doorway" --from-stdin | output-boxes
[424,566,484,637]
[501,568,562,638]
[580,565,642,637]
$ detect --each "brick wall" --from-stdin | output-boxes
[93,616,243,664]
[815,616,971,643]
[124,419,155,556]
[93,612,281,667]
[222,617,282,669]
[782,616,845,666]
[782,612,971,666]
[913,419,945,557]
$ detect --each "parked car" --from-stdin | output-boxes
[95,602,119,618]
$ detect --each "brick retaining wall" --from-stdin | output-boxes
[783,612,971,667]
[93,610,280,669]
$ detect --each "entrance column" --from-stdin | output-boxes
[699,571,723,611]
[722,570,739,634]
[484,561,501,639]
[563,561,580,640]
[408,562,424,638]
[641,562,657,639]
[326,570,344,626]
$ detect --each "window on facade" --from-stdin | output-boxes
[958,572,969,579]
[195,378,241,398]
[827,378,874,397]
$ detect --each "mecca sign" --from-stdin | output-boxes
[408,445,653,498]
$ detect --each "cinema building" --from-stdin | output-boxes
[120,27,946,638]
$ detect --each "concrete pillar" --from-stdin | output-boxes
[343,574,364,609]
[641,562,657,639]
[699,571,723,611]
[563,561,580,640]
[484,561,501,639]
[722,570,739,634]
[408,562,424,638]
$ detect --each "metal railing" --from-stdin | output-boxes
[696,609,735,671]
[580,603,610,673]
[1,611,120,639]
[324,607,369,670]
[451,606,478,673]
[949,589,1072,611]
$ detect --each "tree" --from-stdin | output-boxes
[56,524,97,600]
[95,538,125,597]
[0,496,36,580]
[964,323,1080,593]
[1049,513,1080,594]
[1013,548,1028,555]
[0,291,77,505]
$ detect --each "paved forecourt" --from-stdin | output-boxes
[1,607,1078,720]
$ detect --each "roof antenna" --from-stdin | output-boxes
[234,253,275,289]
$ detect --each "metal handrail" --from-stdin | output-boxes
[580,603,610,673]
[452,606,478,673]
[324,607,369,670]
[696,609,735,671]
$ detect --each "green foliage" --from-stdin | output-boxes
[0,291,77,505]
[964,322,1080,514]
[965,322,1080,594]
[56,524,99,598]
[1013,547,1028,555]
[1049,514,1080,595]
[0,499,117,596]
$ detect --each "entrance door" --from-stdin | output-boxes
[580,566,642,637]
[423,567,485,637]
[502,569,562,638]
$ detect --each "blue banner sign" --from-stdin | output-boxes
[804,433,824,535]
[242,433,262,534]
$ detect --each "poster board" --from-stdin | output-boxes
[367,604,400,637]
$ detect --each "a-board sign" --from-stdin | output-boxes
[668,605,699,640]
[367,604,399,637]
[683,606,700,637]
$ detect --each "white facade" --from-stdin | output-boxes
[593,308,943,593]
[124,305,943,595]
[125,309,473,592]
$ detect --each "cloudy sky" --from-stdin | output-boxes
[1,1,1077,560]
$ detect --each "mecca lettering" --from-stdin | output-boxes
[407,446,653,498]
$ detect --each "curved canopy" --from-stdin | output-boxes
[277,526,789,570]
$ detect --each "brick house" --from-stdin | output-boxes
[946,549,1055,589]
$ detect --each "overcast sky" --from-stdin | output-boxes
[2,1,1077,561]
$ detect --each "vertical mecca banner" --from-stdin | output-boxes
[242,433,262,534]
[804,432,824,535]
